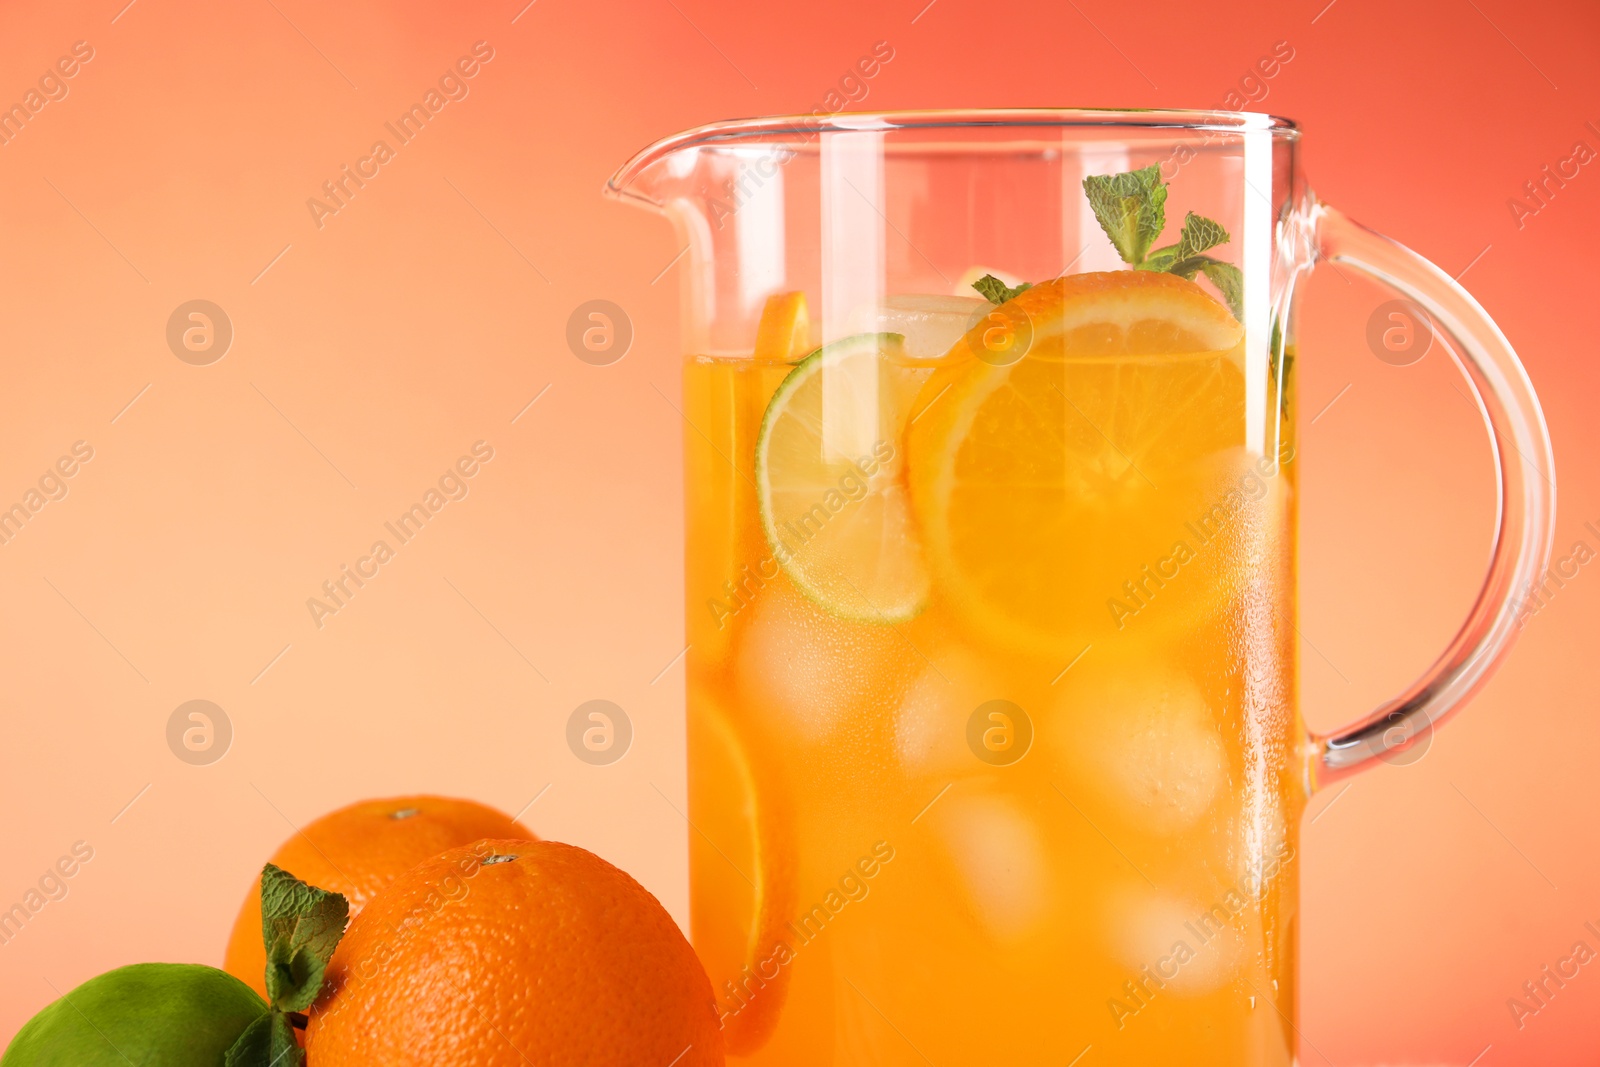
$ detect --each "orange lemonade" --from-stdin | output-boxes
[682,271,1301,1065]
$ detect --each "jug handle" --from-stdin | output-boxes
[1305,203,1556,788]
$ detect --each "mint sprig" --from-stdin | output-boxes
[970,168,1245,320]
[972,275,1033,304]
[1082,164,1168,265]
[1083,169,1244,320]
[225,865,351,1067]
[261,862,348,1011]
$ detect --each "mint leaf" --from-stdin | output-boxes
[225,1010,303,1067]
[260,863,349,1013]
[972,274,1032,304]
[1173,212,1230,261]
[1083,165,1167,265]
[1195,258,1244,320]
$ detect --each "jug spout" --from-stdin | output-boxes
[603,130,697,211]
[606,116,829,355]
[605,113,826,210]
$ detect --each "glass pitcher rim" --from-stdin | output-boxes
[605,107,1300,205]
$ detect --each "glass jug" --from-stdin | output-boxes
[606,109,1554,1066]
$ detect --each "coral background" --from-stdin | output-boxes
[0,0,1596,1063]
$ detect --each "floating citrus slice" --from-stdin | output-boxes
[756,334,930,623]
[753,291,811,362]
[907,271,1253,658]
[688,692,797,1055]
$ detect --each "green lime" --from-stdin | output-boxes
[755,332,930,623]
[2,962,268,1067]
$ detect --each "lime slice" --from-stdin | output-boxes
[756,333,929,623]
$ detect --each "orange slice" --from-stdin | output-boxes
[907,271,1252,658]
[689,692,797,1055]
[754,291,811,362]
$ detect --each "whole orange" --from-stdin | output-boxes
[223,795,534,999]
[305,838,724,1067]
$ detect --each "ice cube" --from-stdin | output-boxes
[1052,663,1226,835]
[734,582,904,743]
[930,791,1050,943]
[1107,887,1242,998]
[894,648,997,776]
[850,294,987,360]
